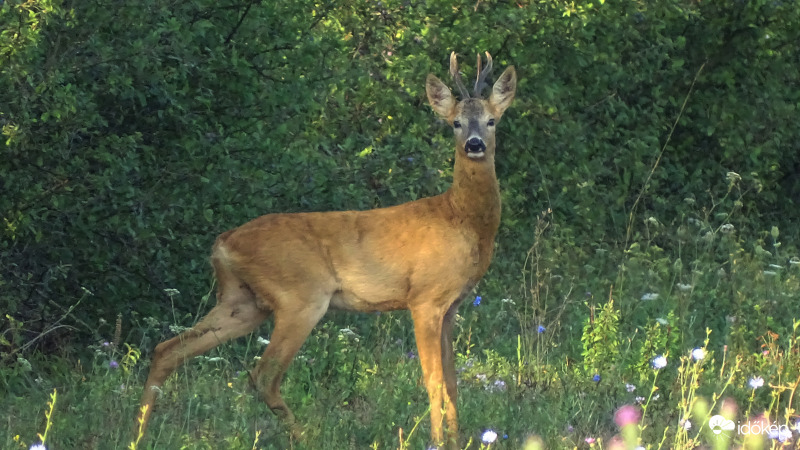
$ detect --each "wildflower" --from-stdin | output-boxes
[726,171,741,183]
[625,383,636,392]
[635,396,645,404]
[473,296,482,306]
[29,444,48,450]
[339,327,357,337]
[537,325,546,334]
[163,288,181,296]
[614,405,641,427]
[641,293,659,301]
[488,379,507,391]
[720,223,735,234]
[592,374,601,382]
[102,341,111,347]
[585,437,596,444]
[109,360,119,369]
[681,419,692,430]
[651,355,667,369]
[476,373,487,383]
[691,348,706,361]
[481,429,498,444]
[407,351,416,359]
[501,298,516,305]
[767,426,792,442]
[653,393,660,401]
[749,376,765,389]
[676,283,692,292]
[257,336,270,346]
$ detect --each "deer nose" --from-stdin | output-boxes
[465,137,486,154]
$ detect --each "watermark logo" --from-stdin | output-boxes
[709,415,736,436]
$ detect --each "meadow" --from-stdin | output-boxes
[5,194,800,449]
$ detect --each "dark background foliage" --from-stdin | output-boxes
[2,0,798,355]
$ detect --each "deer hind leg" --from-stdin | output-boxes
[411,305,450,449]
[249,293,330,437]
[136,264,269,437]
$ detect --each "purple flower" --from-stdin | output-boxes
[651,355,667,369]
[109,360,119,369]
[592,374,601,382]
[473,296,482,306]
[537,325,546,334]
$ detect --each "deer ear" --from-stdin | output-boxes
[426,74,455,118]
[489,66,516,117]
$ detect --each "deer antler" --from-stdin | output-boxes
[449,51,470,99]
[474,51,493,97]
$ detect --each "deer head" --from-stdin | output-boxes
[425,52,517,162]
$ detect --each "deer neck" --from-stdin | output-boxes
[446,152,501,237]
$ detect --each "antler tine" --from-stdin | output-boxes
[449,51,470,99]
[474,51,494,97]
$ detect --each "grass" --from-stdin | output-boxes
[4,185,800,449]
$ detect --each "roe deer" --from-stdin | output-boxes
[135,51,516,449]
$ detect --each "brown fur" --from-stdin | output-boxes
[135,53,516,449]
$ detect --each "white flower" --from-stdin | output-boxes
[257,336,270,346]
[720,223,735,234]
[626,383,636,392]
[481,429,498,444]
[691,348,706,361]
[652,355,668,369]
[676,283,692,292]
[726,171,741,182]
[681,419,692,430]
[501,298,516,305]
[749,376,765,389]
[29,445,48,450]
[641,293,659,301]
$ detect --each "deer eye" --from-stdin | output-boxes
[453,120,462,129]
[487,119,495,127]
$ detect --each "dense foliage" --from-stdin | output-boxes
[2,0,799,393]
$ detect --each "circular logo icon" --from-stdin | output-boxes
[709,415,736,435]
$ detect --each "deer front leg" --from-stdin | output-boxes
[412,305,458,449]
[441,303,460,445]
